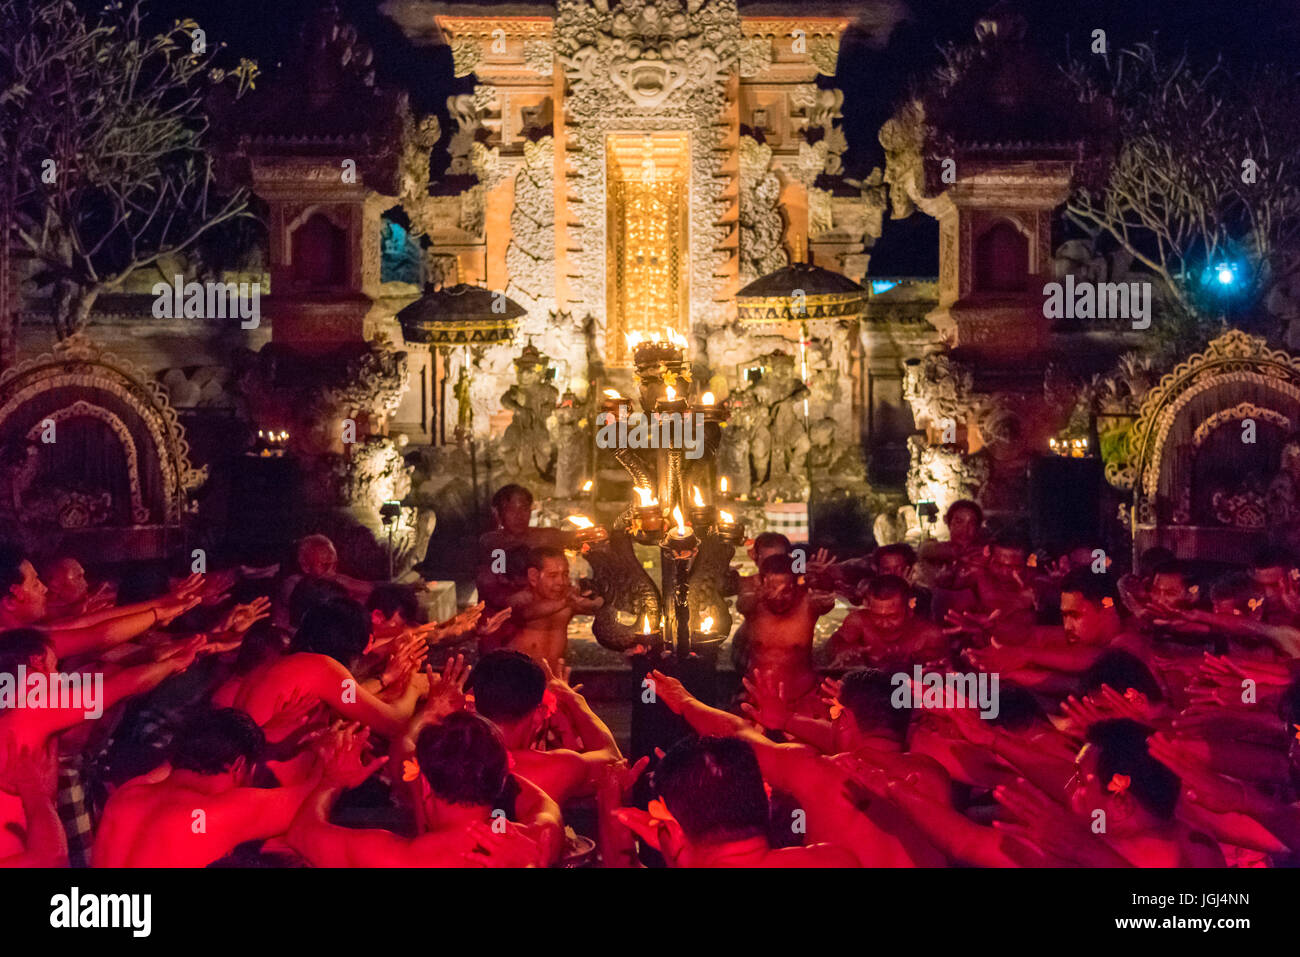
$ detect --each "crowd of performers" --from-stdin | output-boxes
[2,482,1299,867]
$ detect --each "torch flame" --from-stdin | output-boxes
[665,385,676,401]
[642,615,652,635]
[700,615,714,633]
[626,331,645,350]
[720,476,728,494]
[692,485,705,507]
[567,515,595,529]
[634,486,655,507]
[582,480,593,492]
[603,389,622,399]
[700,391,715,405]
[672,506,687,534]
[719,509,734,524]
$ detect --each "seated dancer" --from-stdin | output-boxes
[879,718,1223,867]
[734,553,834,715]
[476,484,571,563]
[502,546,602,670]
[0,742,67,867]
[970,531,1040,629]
[873,543,932,618]
[0,626,208,860]
[730,532,793,674]
[467,650,622,804]
[646,668,945,866]
[474,545,529,656]
[827,575,948,671]
[917,499,986,617]
[93,709,322,867]
[235,597,427,740]
[287,713,563,867]
[274,534,376,626]
[610,736,857,868]
[40,557,113,620]
[363,584,506,667]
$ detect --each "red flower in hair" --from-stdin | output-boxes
[1107,773,1131,794]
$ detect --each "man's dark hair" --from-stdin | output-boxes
[1252,545,1296,571]
[839,668,910,738]
[492,483,533,512]
[991,529,1031,554]
[288,576,349,628]
[1059,566,1121,608]
[171,709,266,775]
[874,543,916,567]
[527,545,567,572]
[989,683,1047,731]
[1136,546,1175,578]
[758,552,798,577]
[0,544,29,596]
[1085,719,1179,820]
[1209,572,1262,607]
[1081,649,1164,703]
[0,628,51,689]
[655,736,769,844]
[862,574,909,604]
[366,584,420,624]
[416,712,510,807]
[291,597,370,666]
[233,620,289,676]
[467,650,547,723]
[945,499,983,525]
[1149,559,1189,583]
[752,532,792,556]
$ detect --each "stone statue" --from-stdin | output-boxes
[755,353,811,500]
[498,345,558,489]
[719,389,758,497]
[553,390,591,499]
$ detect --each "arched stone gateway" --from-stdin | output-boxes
[0,336,206,560]
[1113,330,1300,562]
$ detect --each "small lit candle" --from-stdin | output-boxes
[694,390,727,424]
[634,485,663,533]
[582,479,593,493]
[689,484,715,529]
[656,383,688,415]
[716,508,744,545]
[666,506,697,556]
[567,514,608,545]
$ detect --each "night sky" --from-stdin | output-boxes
[95,0,1300,179]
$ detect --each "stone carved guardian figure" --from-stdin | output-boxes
[497,345,559,490]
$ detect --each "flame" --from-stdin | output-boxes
[719,509,735,524]
[642,615,652,635]
[692,485,705,507]
[634,486,655,507]
[626,331,645,349]
[719,476,728,494]
[582,480,593,492]
[666,328,688,348]
[567,515,594,529]
[672,506,687,534]
[665,385,676,401]
[700,615,714,633]
[700,391,715,405]
[603,389,622,399]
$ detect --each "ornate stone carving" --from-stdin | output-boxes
[556,0,741,338]
[506,136,558,320]
[395,111,442,239]
[906,435,989,517]
[24,401,149,524]
[738,35,773,77]
[738,136,788,284]
[451,36,481,78]
[1194,403,1291,449]
[523,37,555,75]
[903,352,980,428]
[808,36,840,76]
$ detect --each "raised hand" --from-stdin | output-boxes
[647,669,692,714]
[740,669,791,731]
[418,654,470,721]
[0,739,59,798]
[154,592,203,626]
[263,689,323,746]
[478,607,512,636]
[317,722,388,789]
[381,634,427,694]
[1147,732,1244,814]
[216,596,272,636]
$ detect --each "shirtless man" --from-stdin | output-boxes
[730,532,792,674]
[503,546,602,670]
[467,650,621,804]
[972,532,1039,628]
[40,557,113,620]
[735,553,834,714]
[235,597,426,741]
[648,668,946,866]
[274,535,375,627]
[93,709,322,867]
[611,736,857,868]
[0,627,204,859]
[827,576,949,671]
[287,713,564,867]
[918,500,986,617]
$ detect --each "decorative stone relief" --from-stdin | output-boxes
[523,37,554,75]
[506,136,558,320]
[738,135,788,285]
[451,37,481,78]
[808,36,840,76]
[738,36,773,77]
[556,0,741,337]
